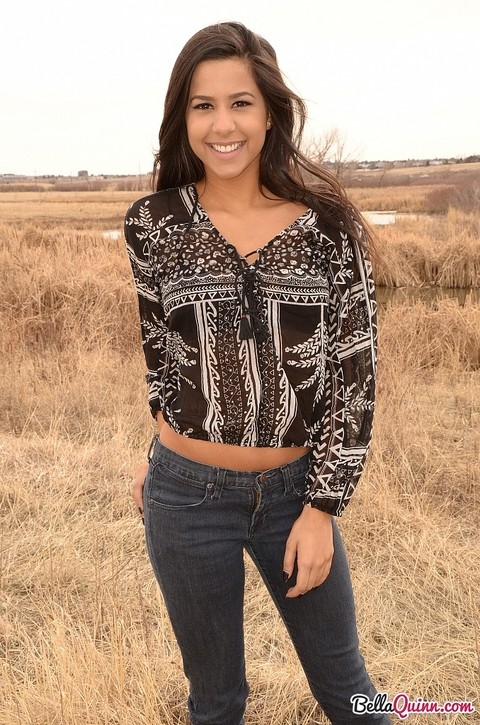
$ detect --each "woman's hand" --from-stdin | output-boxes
[132,461,149,518]
[283,507,334,598]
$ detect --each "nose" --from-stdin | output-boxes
[211,106,236,135]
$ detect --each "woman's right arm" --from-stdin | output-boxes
[131,411,166,516]
[124,200,169,516]
[124,199,170,421]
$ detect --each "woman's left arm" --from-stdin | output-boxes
[306,227,377,517]
[284,228,377,596]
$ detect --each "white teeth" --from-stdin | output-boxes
[211,142,243,153]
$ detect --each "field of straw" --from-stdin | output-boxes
[0,183,479,724]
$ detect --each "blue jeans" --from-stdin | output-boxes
[143,438,390,725]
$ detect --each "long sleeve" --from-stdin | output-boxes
[124,201,169,418]
[304,228,377,516]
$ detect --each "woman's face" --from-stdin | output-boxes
[185,57,270,183]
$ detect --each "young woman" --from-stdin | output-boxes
[125,21,390,725]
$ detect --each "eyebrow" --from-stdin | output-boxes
[189,91,255,102]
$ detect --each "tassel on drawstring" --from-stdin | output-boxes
[250,314,269,343]
[235,266,269,343]
[239,313,253,340]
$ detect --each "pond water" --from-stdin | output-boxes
[362,211,430,225]
[103,230,122,240]
[362,211,396,226]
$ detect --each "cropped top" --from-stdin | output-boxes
[124,184,377,516]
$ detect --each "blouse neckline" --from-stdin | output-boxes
[190,183,312,268]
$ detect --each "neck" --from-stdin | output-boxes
[196,168,270,212]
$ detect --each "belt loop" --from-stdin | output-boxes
[210,467,226,500]
[281,460,292,495]
[147,434,158,463]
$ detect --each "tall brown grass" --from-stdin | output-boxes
[2,187,479,289]
[349,185,436,213]
[374,208,480,288]
[0,210,479,723]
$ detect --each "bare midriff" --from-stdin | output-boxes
[158,414,310,471]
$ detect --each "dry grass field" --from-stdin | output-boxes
[0,180,479,724]
[373,209,480,288]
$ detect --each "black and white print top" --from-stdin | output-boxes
[124,184,377,516]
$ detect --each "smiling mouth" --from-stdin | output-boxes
[208,142,245,154]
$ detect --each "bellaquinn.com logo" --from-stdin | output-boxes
[350,692,476,719]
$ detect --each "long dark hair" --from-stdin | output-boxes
[153,21,373,251]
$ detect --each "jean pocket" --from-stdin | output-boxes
[147,462,211,510]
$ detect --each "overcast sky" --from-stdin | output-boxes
[2,0,479,176]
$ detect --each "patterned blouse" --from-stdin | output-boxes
[124,184,377,516]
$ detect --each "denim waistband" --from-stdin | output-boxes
[148,435,311,488]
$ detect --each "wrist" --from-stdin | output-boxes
[302,504,332,520]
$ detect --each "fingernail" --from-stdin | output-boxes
[283,571,290,582]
